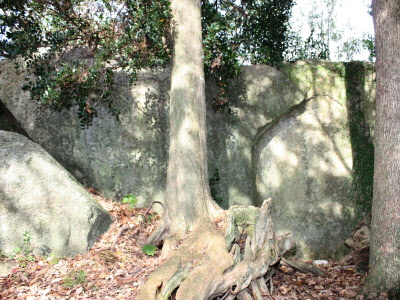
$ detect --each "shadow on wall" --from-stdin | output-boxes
[205,75,247,209]
[0,58,170,207]
[0,98,33,140]
[208,60,375,259]
[0,66,170,208]
[206,64,307,209]
[344,62,375,221]
[0,59,375,258]
[75,69,170,205]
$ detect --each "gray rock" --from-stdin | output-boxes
[0,58,169,204]
[0,131,112,257]
[0,59,376,259]
[254,95,354,259]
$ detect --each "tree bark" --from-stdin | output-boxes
[365,0,400,296]
[146,0,222,250]
[139,1,295,299]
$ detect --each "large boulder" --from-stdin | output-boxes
[0,131,112,257]
[254,95,353,259]
[0,59,376,259]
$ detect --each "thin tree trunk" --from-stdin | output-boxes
[365,0,400,295]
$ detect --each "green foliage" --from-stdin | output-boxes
[335,33,375,63]
[201,0,329,113]
[9,231,35,264]
[285,29,329,61]
[1,0,331,122]
[142,244,157,256]
[12,247,35,263]
[202,0,294,65]
[22,56,118,127]
[48,257,64,265]
[22,231,32,245]
[19,231,33,258]
[201,0,294,112]
[122,194,138,209]
[62,269,87,288]
[0,0,172,127]
[362,33,376,62]
[146,214,155,222]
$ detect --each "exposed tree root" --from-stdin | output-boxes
[281,258,328,277]
[139,199,298,300]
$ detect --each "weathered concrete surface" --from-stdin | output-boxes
[0,59,375,259]
[0,131,112,257]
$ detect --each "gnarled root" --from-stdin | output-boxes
[139,225,233,299]
[139,199,294,300]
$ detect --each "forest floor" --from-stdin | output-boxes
[0,191,388,300]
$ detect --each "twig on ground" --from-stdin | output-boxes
[145,201,164,216]
[96,225,129,252]
[111,225,129,249]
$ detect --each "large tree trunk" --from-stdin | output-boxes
[139,0,295,299]
[146,0,221,250]
[365,0,400,296]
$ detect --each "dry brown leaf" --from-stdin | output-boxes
[75,286,83,294]
[308,279,317,285]
[0,191,384,300]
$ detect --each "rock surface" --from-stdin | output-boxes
[0,131,112,257]
[0,59,376,259]
[254,95,353,258]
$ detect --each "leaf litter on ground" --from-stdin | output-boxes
[0,190,389,300]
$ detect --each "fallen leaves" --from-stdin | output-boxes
[0,192,163,300]
[272,263,388,300]
[0,191,389,299]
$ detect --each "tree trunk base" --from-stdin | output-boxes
[139,200,296,300]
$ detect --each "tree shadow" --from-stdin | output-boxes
[206,65,305,209]
[0,58,376,259]
[0,138,110,257]
[344,62,375,221]
[209,60,375,258]
[79,68,170,205]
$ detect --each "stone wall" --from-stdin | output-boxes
[0,59,375,259]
